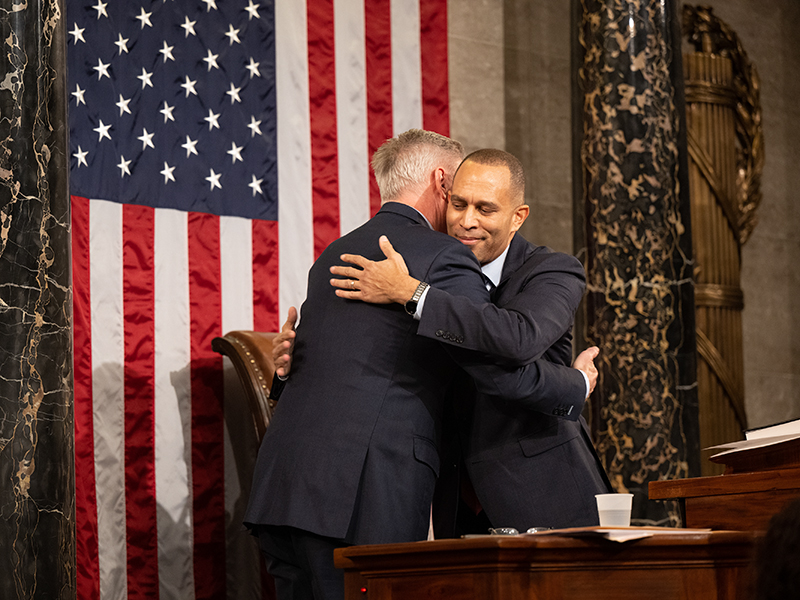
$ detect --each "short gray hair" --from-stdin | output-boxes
[371,129,464,202]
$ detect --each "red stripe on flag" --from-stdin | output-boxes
[252,219,279,333]
[420,0,450,136]
[365,0,393,216]
[308,0,340,259]
[122,204,159,599]
[72,195,100,600]
[188,212,226,600]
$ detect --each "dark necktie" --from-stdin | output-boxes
[482,274,497,300]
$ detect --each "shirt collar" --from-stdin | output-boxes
[481,243,510,287]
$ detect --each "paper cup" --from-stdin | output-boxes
[595,493,633,527]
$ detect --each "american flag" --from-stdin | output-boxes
[68,0,449,598]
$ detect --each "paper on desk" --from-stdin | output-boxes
[526,526,712,543]
[706,433,800,459]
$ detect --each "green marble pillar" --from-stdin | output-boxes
[0,0,75,597]
[575,0,700,525]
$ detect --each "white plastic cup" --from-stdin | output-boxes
[595,493,633,527]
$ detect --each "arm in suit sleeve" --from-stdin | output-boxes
[415,241,493,308]
[417,252,585,366]
[451,351,587,420]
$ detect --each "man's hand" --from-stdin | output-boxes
[573,346,600,396]
[272,307,298,378]
[330,235,420,304]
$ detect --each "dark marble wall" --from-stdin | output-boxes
[575,0,699,525]
[0,0,75,598]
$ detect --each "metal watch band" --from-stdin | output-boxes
[404,281,429,315]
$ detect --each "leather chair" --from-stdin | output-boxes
[211,331,278,442]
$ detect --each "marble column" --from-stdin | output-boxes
[575,0,700,525]
[0,1,75,598]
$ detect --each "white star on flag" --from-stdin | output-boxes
[94,58,110,80]
[117,155,131,177]
[160,162,176,183]
[93,120,111,142]
[136,7,153,29]
[138,129,155,150]
[248,174,263,196]
[72,84,86,105]
[227,142,244,163]
[181,136,198,157]
[181,76,198,97]
[115,33,129,54]
[206,169,222,190]
[116,95,132,115]
[92,1,108,19]
[203,50,220,71]
[70,23,86,44]
[225,25,241,45]
[227,83,242,104]
[73,146,88,167]
[247,116,262,137]
[244,1,260,20]
[160,41,175,62]
[138,68,154,89]
[246,58,260,78]
[181,16,197,37]
[205,109,221,131]
[160,102,175,123]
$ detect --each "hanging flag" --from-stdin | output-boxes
[68,0,449,598]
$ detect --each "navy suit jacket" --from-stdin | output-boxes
[244,202,497,545]
[421,234,612,530]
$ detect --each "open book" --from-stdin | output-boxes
[707,417,800,473]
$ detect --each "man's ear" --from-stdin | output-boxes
[512,204,530,232]
[434,167,448,199]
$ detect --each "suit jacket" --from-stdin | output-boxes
[422,234,612,531]
[244,202,495,546]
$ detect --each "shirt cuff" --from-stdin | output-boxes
[580,370,590,399]
[412,285,431,321]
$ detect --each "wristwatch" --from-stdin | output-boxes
[404,282,429,316]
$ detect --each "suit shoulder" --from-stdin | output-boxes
[524,245,584,274]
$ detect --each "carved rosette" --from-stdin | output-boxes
[579,0,697,525]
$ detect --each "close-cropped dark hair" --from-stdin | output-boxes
[458,148,525,205]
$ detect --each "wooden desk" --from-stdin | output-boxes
[334,530,756,600]
[649,466,800,530]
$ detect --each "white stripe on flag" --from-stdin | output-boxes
[334,0,370,236]
[90,199,128,600]
[220,215,262,600]
[277,0,314,317]
[220,216,255,334]
[154,208,195,600]
[391,0,423,134]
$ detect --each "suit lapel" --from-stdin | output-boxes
[494,234,534,303]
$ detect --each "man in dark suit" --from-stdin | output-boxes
[245,132,591,600]
[329,148,611,533]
